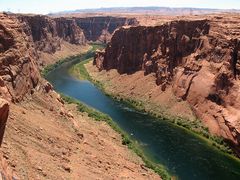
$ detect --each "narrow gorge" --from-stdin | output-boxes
[0,13,159,179]
[0,9,240,180]
[94,15,240,156]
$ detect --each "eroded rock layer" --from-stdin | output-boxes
[17,15,138,53]
[17,15,86,53]
[0,98,9,145]
[94,17,240,155]
[1,13,136,102]
[0,13,40,102]
[0,12,138,125]
[0,12,151,178]
[75,16,138,42]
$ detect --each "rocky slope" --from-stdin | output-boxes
[94,15,240,156]
[74,16,138,42]
[0,12,159,179]
[1,87,159,179]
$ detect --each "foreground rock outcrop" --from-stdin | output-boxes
[0,98,9,145]
[94,16,240,155]
[0,87,13,179]
[0,13,40,102]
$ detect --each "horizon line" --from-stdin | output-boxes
[2,6,240,15]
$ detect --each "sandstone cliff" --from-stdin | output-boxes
[18,15,138,51]
[17,15,86,54]
[0,12,159,179]
[0,12,138,130]
[0,14,87,177]
[16,15,136,66]
[0,13,40,102]
[75,16,138,43]
[0,98,12,178]
[0,98,9,145]
[94,17,240,155]
[0,74,12,179]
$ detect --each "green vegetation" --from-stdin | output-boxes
[69,57,105,90]
[71,54,235,157]
[41,55,77,77]
[42,43,171,179]
[42,42,105,77]
[70,58,93,80]
[61,94,171,180]
[112,96,234,155]
[43,42,236,179]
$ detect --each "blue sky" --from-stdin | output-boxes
[0,0,239,14]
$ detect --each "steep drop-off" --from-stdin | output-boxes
[0,13,40,102]
[17,15,86,54]
[0,13,159,179]
[1,13,135,102]
[0,98,9,145]
[75,16,138,42]
[16,15,137,66]
[94,17,240,155]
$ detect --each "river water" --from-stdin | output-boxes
[46,49,240,180]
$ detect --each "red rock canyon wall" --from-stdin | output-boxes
[94,19,240,155]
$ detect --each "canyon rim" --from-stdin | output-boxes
[0,1,240,180]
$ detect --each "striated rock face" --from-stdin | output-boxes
[0,13,141,178]
[17,15,60,53]
[0,13,40,102]
[0,13,137,133]
[0,98,9,145]
[75,16,138,43]
[94,18,240,155]
[99,20,210,74]
[16,15,137,54]
[93,49,105,70]
[54,17,86,45]
[0,99,10,180]
[16,15,135,54]
[17,15,86,54]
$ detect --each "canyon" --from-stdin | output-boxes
[0,12,160,179]
[0,12,138,102]
[74,16,138,42]
[94,14,240,156]
[1,7,240,179]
